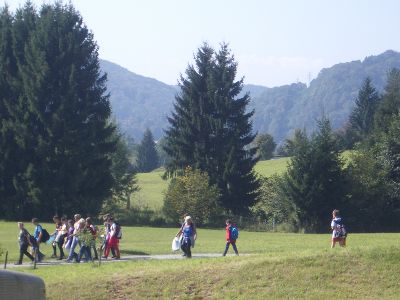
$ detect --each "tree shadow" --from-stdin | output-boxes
[120,249,150,255]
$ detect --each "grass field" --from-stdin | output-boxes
[131,158,290,210]
[1,221,400,299]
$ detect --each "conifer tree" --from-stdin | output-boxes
[284,118,346,232]
[16,2,116,217]
[164,43,259,214]
[349,77,380,140]
[374,69,400,133]
[137,128,159,172]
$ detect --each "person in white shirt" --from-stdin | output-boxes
[331,209,347,248]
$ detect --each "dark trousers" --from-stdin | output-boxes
[181,237,192,258]
[19,244,34,263]
[52,236,65,258]
[223,241,239,256]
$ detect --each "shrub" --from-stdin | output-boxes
[163,167,221,225]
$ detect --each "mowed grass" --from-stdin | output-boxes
[132,158,290,210]
[1,221,400,299]
[130,168,169,210]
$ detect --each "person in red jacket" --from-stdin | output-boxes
[223,219,239,256]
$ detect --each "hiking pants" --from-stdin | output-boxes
[223,241,239,256]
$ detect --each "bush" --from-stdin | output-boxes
[163,167,221,225]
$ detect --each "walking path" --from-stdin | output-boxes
[6,253,243,269]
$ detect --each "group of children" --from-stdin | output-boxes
[15,209,346,264]
[16,214,122,265]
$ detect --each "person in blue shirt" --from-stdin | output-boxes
[32,218,45,262]
[176,216,197,258]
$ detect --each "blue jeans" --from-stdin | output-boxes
[78,245,92,262]
[67,236,79,261]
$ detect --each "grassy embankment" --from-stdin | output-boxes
[0,221,399,299]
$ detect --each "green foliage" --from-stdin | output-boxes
[164,43,260,214]
[163,167,221,224]
[107,130,139,210]
[278,128,308,156]
[251,175,297,230]
[254,133,276,160]
[283,118,346,232]
[136,128,159,172]
[349,77,380,141]
[374,68,400,133]
[0,2,116,219]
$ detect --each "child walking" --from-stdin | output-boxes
[331,209,347,248]
[223,219,239,256]
[15,222,35,265]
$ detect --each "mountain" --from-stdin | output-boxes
[100,60,177,140]
[101,50,400,143]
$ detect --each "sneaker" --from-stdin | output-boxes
[50,254,57,258]
[14,262,22,265]
[112,257,120,260]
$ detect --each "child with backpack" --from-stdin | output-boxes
[331,209,347,248]
[15,222,35,265]
[223,219,239,256]
[32,218,47,262]
[103,217,121,259]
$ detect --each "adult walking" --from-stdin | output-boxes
[176,216,197,258]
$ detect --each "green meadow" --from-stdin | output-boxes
[1,221,399,299]
[131,157,290,210]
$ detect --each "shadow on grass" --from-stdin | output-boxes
[120,249,150,255]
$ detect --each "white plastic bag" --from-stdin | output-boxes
[171,236,181,251]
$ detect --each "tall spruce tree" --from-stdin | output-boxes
[137,128,159,172]
[14,2,116,217]
[164,43,259,214]
[0,5,17,218]
[349,77,380,140]
[374,69,400,133]
[284,119,346,232]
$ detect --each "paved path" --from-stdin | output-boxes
[6,253,242,269]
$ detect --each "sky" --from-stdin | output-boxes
[3,0,400,87]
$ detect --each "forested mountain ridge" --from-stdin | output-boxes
[102,50,400,142]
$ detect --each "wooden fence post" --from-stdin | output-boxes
[3,251,8,269]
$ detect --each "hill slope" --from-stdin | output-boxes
[102,50,400,142]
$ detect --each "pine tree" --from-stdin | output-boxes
[109,130,138,210]
[349,77,380,140]
[284,118,346,232]
[164,43,259,214]
[137,128,159,172]
[15,2,116,217]
[374,69,400,133]
[0,5,17,218]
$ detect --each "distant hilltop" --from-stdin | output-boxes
[101,50,400,142]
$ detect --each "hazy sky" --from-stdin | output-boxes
[3,0,400,87]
